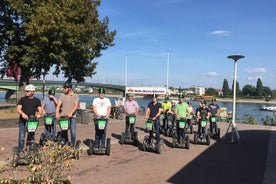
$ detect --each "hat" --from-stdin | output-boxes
[164,96,169,100]
[63,81,72,88]
[211,98,216,102]
[98,87,106,94]
[48,88,55,95]
[25,84,36,92]
[128,93,134,97]
[178,94,185,99]
[201,100,207,104]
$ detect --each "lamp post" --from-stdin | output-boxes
[223,54,244,144]
[124,54,128,100]
[166,50,170,95]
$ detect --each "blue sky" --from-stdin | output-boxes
[87,0,276,89]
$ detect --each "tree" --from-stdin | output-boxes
[256,78,263,97]
[262,86,272,97]
[242,84,256,96]
[0,0,116,85]
[222,79,231,97]
[205,87,218,96]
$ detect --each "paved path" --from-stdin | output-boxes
[0,116,275,184]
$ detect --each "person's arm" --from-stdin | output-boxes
[145,107,150,119]
[106,105,111,119]
[17,104,28,120]
[68,99,79,118]
[56,100,62,119]
[41,103,46,115]
[37,106,42,119]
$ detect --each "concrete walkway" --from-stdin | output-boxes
[0,116,275,184]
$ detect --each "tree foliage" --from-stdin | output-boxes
[256,78,263,96]
[242,84,256,96]
[0,0,116,85]
[222,79,231,97]
[205,87,218,96]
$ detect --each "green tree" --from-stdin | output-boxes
[0,0,115,85]
[242,84,256,96]
[222,79,231,97]
[205,87,218,96]
[256,78,263,97]
[262,86,272,97]
[231,80,241,97]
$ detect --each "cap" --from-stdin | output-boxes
[48,88,55,95]
[178,94,185,99]
[25,84,36,92]
[201,100,207,104]
[164,96,169,100]
[211,98,216,102]
[98,87,106,94]
[63,81,72,88]
[128,93,134,97]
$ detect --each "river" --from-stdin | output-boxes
[1,91,276,125]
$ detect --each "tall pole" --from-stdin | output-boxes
[223,54,244,144]
[124,54,128,100]
[166,50,169,95]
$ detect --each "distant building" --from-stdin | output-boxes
[195,86,205,95]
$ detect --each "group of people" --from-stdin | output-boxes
[16,82,220,153]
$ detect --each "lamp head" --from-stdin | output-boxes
[227,54,245,61]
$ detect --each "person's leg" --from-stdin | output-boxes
[52,116,57,139]
[93,118,100,148]
[70,117,76,146]
[124,117,130,137]
[154,119,160,143]
[18,119,26,152]
[101,120,108,147]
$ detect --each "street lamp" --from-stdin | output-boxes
[124,54,128,100]
[166,50,170,94]
[223,54,244,144]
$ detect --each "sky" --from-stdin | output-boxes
[57,0,276,89]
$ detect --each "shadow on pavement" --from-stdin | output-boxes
[167,129,271,184]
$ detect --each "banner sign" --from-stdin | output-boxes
[126,87,166,95]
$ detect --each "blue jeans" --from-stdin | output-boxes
[125,116,135,138]
[18,118,35,152]
[70,117,76,146]
[93,118,108,147]
[150,119,160,143]
[44,115,56,139]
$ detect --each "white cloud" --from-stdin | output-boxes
[246,68,266,73]
[210,30,230,36]
[206,72,218,76]
[247,76,262,80]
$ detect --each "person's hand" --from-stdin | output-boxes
[22,113,28,120]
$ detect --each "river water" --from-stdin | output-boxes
[1,92,276,125]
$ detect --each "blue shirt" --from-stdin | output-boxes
[42,96,56,114]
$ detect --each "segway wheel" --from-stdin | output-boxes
[120,132,125,144]
[88,139,93,156]
[185,136,190,149]
[56,131,62,145]
[142,135,149,151]
[166,128,171,137]
[133,132,139,145]
[217,128,221,139]
[172,136,177,148]
[156,139,164,154]
[206,134,211,145]
[190,125,193,134]
[194,133,198,144]
[39,133,46,146]
[106,138,111,156]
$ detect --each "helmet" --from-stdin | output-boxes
[164,96,169,100]
[48,88,55,95]
[25,84,36,92]
[152,94,158,98]
[178,94,185,99]
[63,81,72,88]
[128,93,134,97]
[201,100,207,104]
[98,87,106,94]
[211,98,216,102]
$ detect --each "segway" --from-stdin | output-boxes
[120,115,139,145]
[209,115,220,139]
[13,116,41,166]
[194,119,211,145]
[56,116,81,159]
[142,119,164,154]
[39,113,55,145]
[88,117,111,156]
[172,118,190,149]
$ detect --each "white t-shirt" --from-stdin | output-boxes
[92,97,111,116]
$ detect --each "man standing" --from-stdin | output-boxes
[92,87,111,149]
[161,95,172,134]
[42,88,58,140]
[56,82,79,146]
[145,94,162,144]
[124,93,139,139]
[208,98,220,134]
[16,84,42,153]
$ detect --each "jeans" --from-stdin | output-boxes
[149,119,160,143]
[44,115,56,139]
[125,116,135,138]
[70,117,76,146]
[93,118,108,147]
[198,121,207,138]
[18,118,35,152]
[176,121,186,142]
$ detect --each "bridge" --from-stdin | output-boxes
[0,79,125,92]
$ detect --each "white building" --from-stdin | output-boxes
[195,86,205,95]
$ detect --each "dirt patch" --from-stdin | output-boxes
[0,108,19,119]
